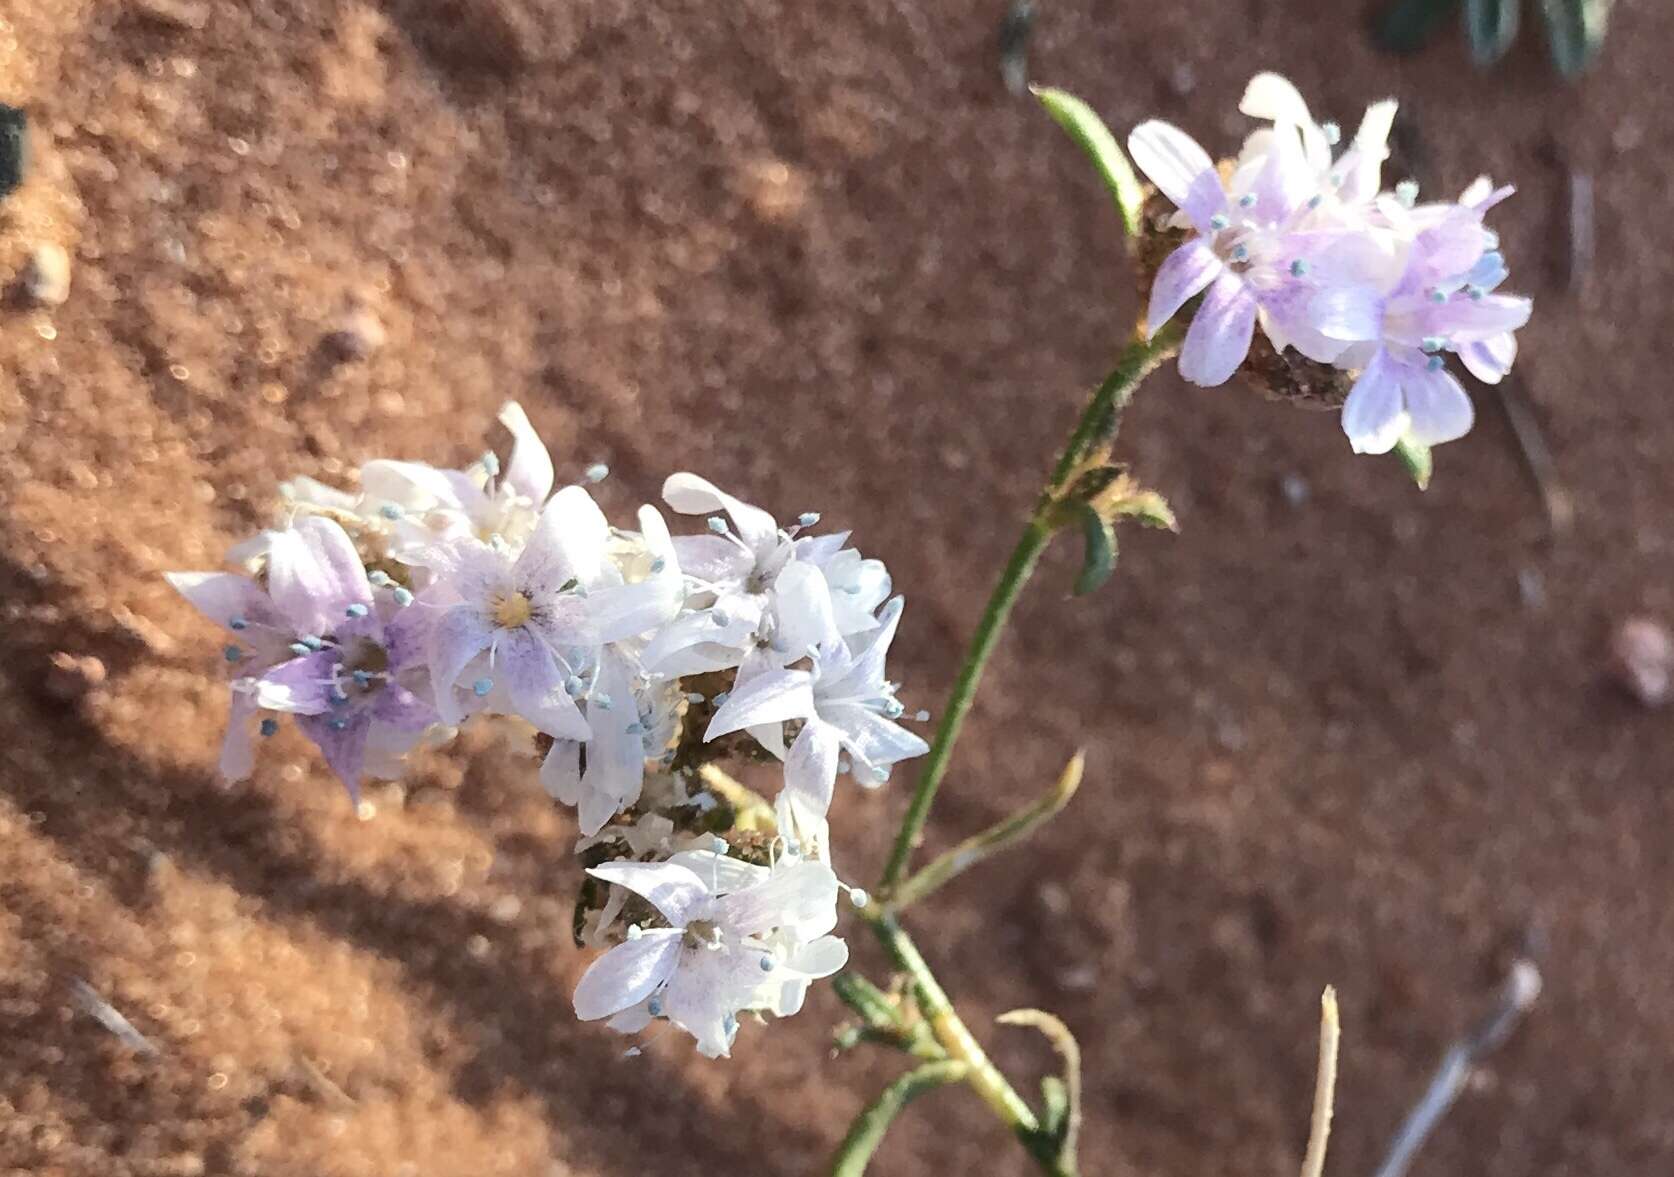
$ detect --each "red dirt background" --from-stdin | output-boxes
[3,0,1672,1174]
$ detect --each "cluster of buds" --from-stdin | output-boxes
[166,403,929,1056]
[1132,73,1531,456]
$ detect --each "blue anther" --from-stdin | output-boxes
[1307,194,1323,210]
[368,570,393,587]
[328,717,350,732]
[1421,336,1446,353]
[650,558,666,574]
[345,603,369,618]
[288,642,311,657]
[759,956,775,972]
[712,691,730,706]
[260,718,279,737]
[480,451,500,477]
[584,463,609,483]
[392,587,414,607]
[711,610,731,628]
[229,617,248,631]
[647,997,664,1017]
[352,670,373,688]
[223,644,243,663]
[883,698,905,719]
[1290,259,1309,277]
[379,504,402,520]
[625,721,644,735]
[1238,192,1257,208]
[1430,290,1448,304]
[1208,213,1230,231]
[1230,244,1249,263]
[593,693,612,710]
[472,677,493,697]
[1321,121,1341,146]
[301,635,324,651]
[329,687,350,706]
[1426,355,1444,371]
[798,512,820,527]
[706,516,727,534]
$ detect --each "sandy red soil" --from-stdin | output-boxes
[3,1,1673,1174]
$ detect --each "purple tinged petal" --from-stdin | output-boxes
[781,719,841,831]
[1457,333,1517,385]
[165,572,279,632]
[573,932,683,1022]
[266,517,373,638]
[662,473,780,557]
[519,486,610,593]
[1341,349,1408,455]
[1127,121,1226,231]
[371,682,437,732]
[576,647,646,835]
[1309,285,1384,342]
[705,667,816,741]
[670,534,754,585]
[498,628,591,740]
[1177,272,1258,386]
[296,709,371,796]
[588,860,711,925]
[819,702,930,786]
[497,401,555,506]
[427,607,496,724]
[1147,240,1223,338]
[540,739,582,805]
[219,692,259,781]
[1403,365,1475,446]
[771,561,840,660]
[1432,293,1531,343]
[660,941,759,1057]
[253,650,339,714]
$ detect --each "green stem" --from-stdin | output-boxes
[830,1059,971,1177]
[878,324,1180,893]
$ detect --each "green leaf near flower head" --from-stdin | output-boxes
[1465,0,1522,65]
[1395,436,1434,490]
[1072,503,1118,596]
[1373,0,1464,54]
[1542,0,1610,76]
[1032,87,1144,239]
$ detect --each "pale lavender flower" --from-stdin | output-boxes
[1315,182,1532,453]
[422,487,681,738]
[573,855,846,1057]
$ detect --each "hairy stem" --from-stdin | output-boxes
[878,324,1180,893]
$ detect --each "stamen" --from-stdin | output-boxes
[368,571,393,587]
[848,887,870,909]
[1426,355,1445,371]
[712,691,730,707]
[229,617,248,631]
[328,717,349,732]
[352,670,373,688]
[1395,179,1419,208]
[711,610,731,628]
[1421,336,1446,353]
[584,463,609,483]
[1307,194,1323,210]
[759,956,775,972]
[565,676,585,697]
[798,511,820,527]
[288,642,312,657]
[479,451,500,477]
[706,516,728,534]
[1238,192,1257,209]
[223,645,243,663]
[593,693,612,710]
[300,635,325,651]
[1430,289,1448,303]
[345,603,369,619]
[1290,259,1310,277]
[329,687,350,706]
[379,504,403,520]
[882,698,905,719]
[650,558,666,574]
[1230,243,1249,263]
[392,587,414,607]
[472,677,493,697]
[1208,213,1230,231]
[260,718,279,737]
[647,996,663,1016]
[1321,121,1341,146]
[626,924,643,941]
[914,709,930,722]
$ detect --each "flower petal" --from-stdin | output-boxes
[573,932,682,1022]
[1147,240,1223,338]
[1127,121,1226,231]
[296,709,371,797]
[427,607,496,725]
[821,702,930,786]
[266,517,374,638]
[660,941,758,1057]
[771,560,839,661]
[575,648,646,835]
[1177,271,1258,387]
[219,692,259,781]
[588,860,712,925]
[662,473,780,557]
[705,667,816,741]
[1457,332,1517,385]
[1309,285,1384,343]
[497,401,555,506]
[498,627,591,740]
[1403,364,1475,446]
[540,739,583,805]
[519,485,611,593]
[165,572,279,632]
[1341,349,1409,455]
[252,650,339,714]
[716,860,839,936]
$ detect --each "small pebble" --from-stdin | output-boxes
[22,243,71,307]
[325,305,385,361]
[1611,616,1673,707]
[43,651,106,701]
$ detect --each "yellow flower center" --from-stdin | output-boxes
[491,591,534,629]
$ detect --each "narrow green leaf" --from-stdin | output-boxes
[1373,0,1464,54]
[830,1061,969,1177]
[1541,0,1610,76]
[1039,1075,1070,1140]
[1464,0,1522,65]
[1072,503,1117,595]
[1394,436,1433,490]
[1032,86,1144,239]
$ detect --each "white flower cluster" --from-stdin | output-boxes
[167,403,929,1055]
